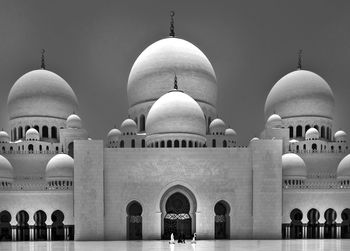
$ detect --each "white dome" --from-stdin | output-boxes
[66,114,82,129]
[107,128,121,139]
[289,139,299,144]
[0,155,13,181]
[265,70,334,120]
[337,154,350,179]
[120,119,137,135]
[305,128,319,140]
[0,131,10,143]
[225,128,237,136]
[335,130,347,142]
[146,90,206,137]
[266,114,282,128]
[46,154,74,180]
[209,118,226,135]
[8,69,78,120]
[250,137,259,142]
[25,128,40,141]
[127,37,217,112]
[282,153,307,178]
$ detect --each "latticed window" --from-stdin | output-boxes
[215,215,226,222]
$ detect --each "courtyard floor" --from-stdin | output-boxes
[0,240,350,251]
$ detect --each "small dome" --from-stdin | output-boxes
[265,70,334,120]
[289,139,299,144]
[0,155,13,181]
[25,128,40,141]
[305,128,319,140]
[8,69,78,120]
[266,114,282,128]
[146,90,206,137]
[337,154,350,179]
[225,128,237,136]
[120,119,137,135]
[46,154,74,180]
[250,137,259,142]
[66,114,82,129]
[209,118,226,135]
[0,130,10,143]
[282,153,307,178]
[335,130,347,142]
[107,128,121,140]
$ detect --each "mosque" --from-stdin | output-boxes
[0,13,350,241]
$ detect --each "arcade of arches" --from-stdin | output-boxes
[283,208,350,239]
[0,210,73,241]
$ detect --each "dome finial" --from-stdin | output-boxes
[173,73,178,90]
[169,11,175,37]
[41,49,46,69]
[297,49,303,70]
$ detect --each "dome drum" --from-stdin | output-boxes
[120,119,137,135]
[0,131,10,143]
[209,118,226,135]
[145,133,206,148]
[266,114,282,129]
[25,128,40,141]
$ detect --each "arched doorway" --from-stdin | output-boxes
[163,192,192,240]
[0,211,12,241]
[324,208,337,238]
[307,208,320,238]
[16,210,29,241]
[126,201,142,240]
[34,210,47,241]
[341,208,350,238]
[51,210,64,240]
[290,208,303,239]
[214,201,230,239]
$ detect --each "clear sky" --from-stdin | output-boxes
[0,0,349,145]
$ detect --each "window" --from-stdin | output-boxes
[42,126,48,138]
[51,127,57,139]
[289,126,293,138]
[212,139,216,148]
[296,126,302,137]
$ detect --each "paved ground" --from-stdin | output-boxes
[1,240,350,251]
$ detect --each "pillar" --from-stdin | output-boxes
[303,225,307,239]
[11,226,16,241]
[29,226,34,241]
[337,225,341,239]
[320,226,324,239]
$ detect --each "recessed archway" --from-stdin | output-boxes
[0,210,12,241]
[324,208,337,239]
[160,185,197,240]
[214,200,230,239]
[126,201,142,240]
[289,208,303,239]
[307,208,320,238]
[34,210,47,241]
[16,210,29,241]
[341,208,350,238]
[51,210,64,241]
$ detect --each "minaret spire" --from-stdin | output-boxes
[41,49,46,69]
[297,49,302,70]
[173,74,178,90]
[169,11,175,37]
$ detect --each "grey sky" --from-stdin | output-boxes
[0,0,349,144]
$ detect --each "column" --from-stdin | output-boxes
[11,226,16,241]
[303,225,307,239]
[337,225,341,239]
[287,226,290,239]
[29,226,34,241]
[320,225,324,239]
[64,226,67,241]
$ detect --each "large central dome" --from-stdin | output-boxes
[8,69,78,120]
[127,37,217,110]
[265,70,335,120]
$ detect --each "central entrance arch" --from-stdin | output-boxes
[164,192,191,240]
[160,185,197,240]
